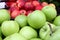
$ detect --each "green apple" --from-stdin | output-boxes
[39,22,56,40]
[0,27,2,36]
[53,16,60,26]
[0,9,10,24]
[0,36,2,40]
[30,38,42,40]
[4,33,27,40]
[42,6,57,21]
[15,15,27,27]
[48,26,60,40]
[27,10,46,29]
[19,26,37,40]
[1,21,19,36]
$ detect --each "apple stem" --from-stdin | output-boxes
[48,23,53,36]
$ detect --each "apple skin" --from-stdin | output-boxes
[4,33,27,40]
[15,15,27,27]
[42,6,57,21]
[30,38,42,40]
[0,9,10,24]
[27,10,46,29]
[0,36,2,40]
[19,26,37,40]
[39,22,56,40]
[53,16,60,26]
[1,21,19,36]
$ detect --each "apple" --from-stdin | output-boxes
[39,22,56,40]
[26,10,33,16]
[48,3,56,8]
[41,2,48,7]
[25,2,34,10]
[9,3,19,13]
[1,21,19,36]
[53,16,60,26]
[20,10,26,15]
[0,9,10,24]
[15,15,27,27]
[35,5,43,10]
[4,33,27,40]
[48,26,60,40]
[32,1,40,7]
[19,26,37,39]
[0,37,2,40]
[42,6,57,21]
[30,38,42,40]
[27,10,46,29]
[17,1,25,8]
[11,10,20,19]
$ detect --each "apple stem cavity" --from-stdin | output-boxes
[48,23,53,36]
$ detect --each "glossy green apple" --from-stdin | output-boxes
[53,16,60,26]
[42,6,57,21]
[1,21,19,36]
[39,22,56,40]
[15,15,27,27]
[19,26,37,39]
[4,33,27,40]
[30,38,42,40]
[0,9,10,24]
[28,10,46,29]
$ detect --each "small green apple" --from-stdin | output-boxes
[19,26,37,40]
[39,22,56,40]
[30,38,42,40]
[53,16,60,26]
[15,15,27,27]
[1,21,19,36]
[4,33,27,40]
[28,10,46,29]
[0,9,10,24]
[42,6,57,21]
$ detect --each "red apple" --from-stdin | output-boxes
[6,2,15,7]
[25,10,33,16]
[41,2,48,7]
[25,2,34,10]
[11,10,20,19]
[20,10,26,15]
[9,3,19,13]
[32,1,40,7]
[35,5,43,10]
[17,1,25,8]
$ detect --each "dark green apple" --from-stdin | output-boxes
[1,21,19,36]
[28,10,46,29]
[19,26,37,40]
[42,6,57,21]
[0,9,10,24]
[30,38,42,40]
[53,16,60,26]
[39,22,56,40]
[4,33,27,40]
[15,15,27,27]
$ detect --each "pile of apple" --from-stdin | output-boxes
[6,0,55,19]
[0,0,60,40]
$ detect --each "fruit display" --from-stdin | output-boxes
[0,0,60,40]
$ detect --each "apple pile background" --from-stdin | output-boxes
[6,0,55,19]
